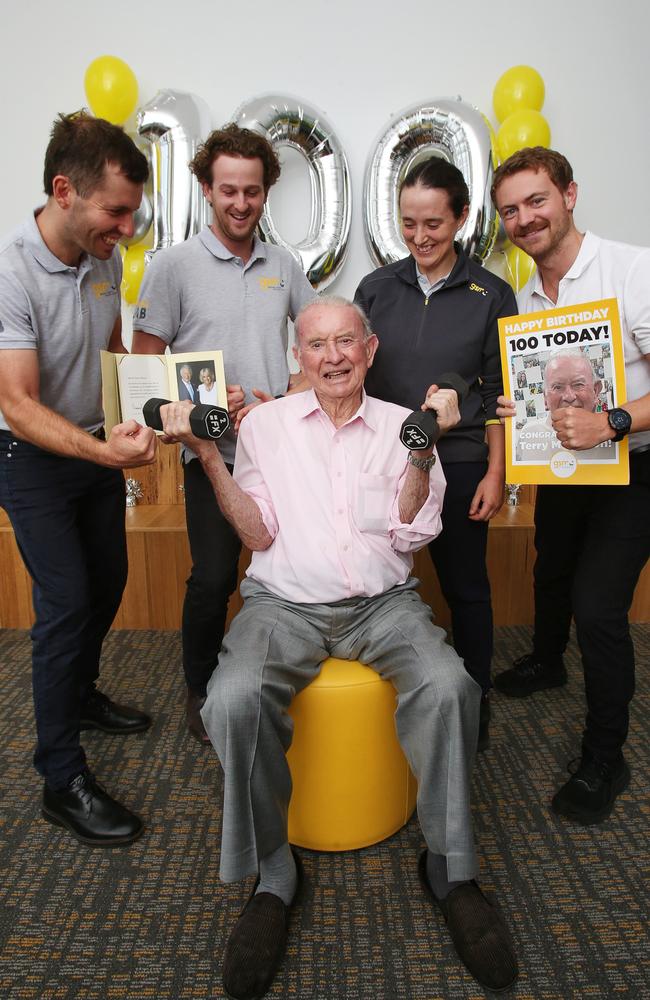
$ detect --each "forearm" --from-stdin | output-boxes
[5,395,112,464]
[485,422,506,478]
[625,392,650,434]
[198,444,273,550]
[398,454,434,523]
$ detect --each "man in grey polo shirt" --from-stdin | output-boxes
[133,124,315,743]
[0,113,157,846]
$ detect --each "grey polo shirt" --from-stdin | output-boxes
[0,211,122,433]
[134,226,316,464]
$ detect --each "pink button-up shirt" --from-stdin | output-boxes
[234,389,447,603]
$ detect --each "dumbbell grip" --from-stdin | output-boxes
[142,397,230,441]
[399,373,470,452]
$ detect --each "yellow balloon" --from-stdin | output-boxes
[505,245,536,292]
[84,55,138,125]
[493,65,545,123]
[121,245,147,305]
[496,110,551,162]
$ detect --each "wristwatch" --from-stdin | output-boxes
[408,451,436,472]
[607,407,632,442]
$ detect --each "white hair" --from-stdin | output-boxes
[294,295,374,347]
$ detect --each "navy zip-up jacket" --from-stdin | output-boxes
[355,248,518,464]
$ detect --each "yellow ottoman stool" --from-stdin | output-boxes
[287,657,417,851]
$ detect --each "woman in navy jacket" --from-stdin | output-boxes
[355,158,518,749]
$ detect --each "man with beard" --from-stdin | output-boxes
[132,125,315,744]
[0,113,156,845]
[491,147,650,824]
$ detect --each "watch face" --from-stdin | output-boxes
[608,408,631,440]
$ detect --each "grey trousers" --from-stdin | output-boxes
[202,578,481,884]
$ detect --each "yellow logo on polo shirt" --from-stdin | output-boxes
[469,282,488,297]
[259,277,286,290]
[91,281,118,299]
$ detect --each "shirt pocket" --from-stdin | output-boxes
[356,473,398,533]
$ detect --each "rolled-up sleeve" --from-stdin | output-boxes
[233,420,279,541]
[388,457,447,552]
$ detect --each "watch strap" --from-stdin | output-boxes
[407,451,436,472]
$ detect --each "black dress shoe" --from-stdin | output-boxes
[551,753,630,825]
[222,851,303,1000]
[186,688,211,745]
[42,771,143,846]
[418,851,518,992]
[494,652,567,698]
[80,689,151,734]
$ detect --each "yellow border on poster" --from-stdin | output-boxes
[498,298,629,485]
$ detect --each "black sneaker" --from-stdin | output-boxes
[493,652,567,698]
[551,754,630,825]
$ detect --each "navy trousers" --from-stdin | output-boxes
[0,432,127,788]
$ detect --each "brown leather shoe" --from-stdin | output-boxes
[186,689,211,745]
[222,851,303,999]
[418,851,518,992]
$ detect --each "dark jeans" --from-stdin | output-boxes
[182,456,241,697]
[532,448,650,760]
[428,461,492,694]
[0,432,127,788]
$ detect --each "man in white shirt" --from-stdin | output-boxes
[491,147,650,825]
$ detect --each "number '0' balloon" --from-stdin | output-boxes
[364,97,498,267]
[233,94,351,289]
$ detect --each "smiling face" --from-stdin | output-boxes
[203,153,266,256]
[58,162,143,264]
[495,168,577,265]
[399,183,468,283]
[295,303,378,411]
[200,369,215,388]
[543,355,601,412]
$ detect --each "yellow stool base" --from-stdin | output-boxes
[287,657,417,851]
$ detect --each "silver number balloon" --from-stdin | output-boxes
[233,94,351,288]
[364,98,497,267]
[121,134,154,247]
[137,89,212,254]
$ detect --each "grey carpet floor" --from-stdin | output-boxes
[0,625,648,999]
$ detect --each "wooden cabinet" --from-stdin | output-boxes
[1,459,648,629]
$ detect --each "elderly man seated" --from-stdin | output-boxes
[160,297,517,999]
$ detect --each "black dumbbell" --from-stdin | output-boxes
[143,398,230,440]
[399,373,470,451]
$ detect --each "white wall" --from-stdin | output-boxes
[3,0,649,303]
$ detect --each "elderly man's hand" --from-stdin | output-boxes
[551,408,611,450]
[158,400,216,458]
[496,394,516,420]
[422,383,461,434]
